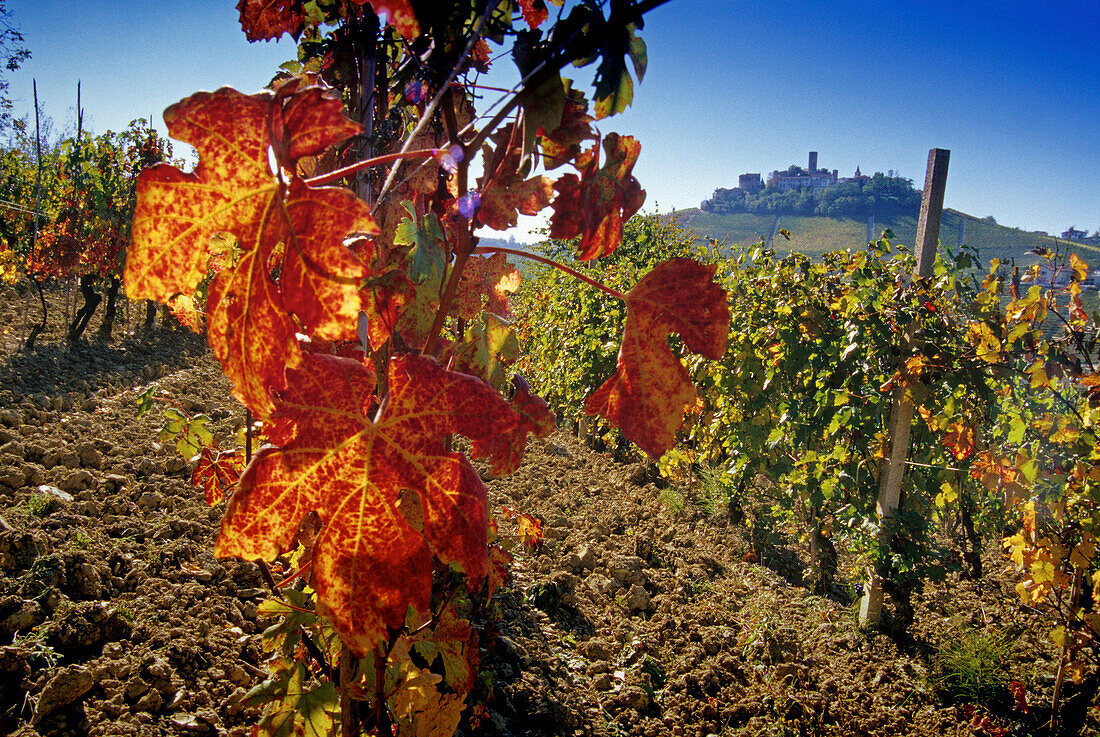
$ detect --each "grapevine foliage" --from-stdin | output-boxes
[519,216,1100,685]
[125,2,726,734]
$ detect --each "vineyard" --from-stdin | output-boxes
[0,1,1099,736]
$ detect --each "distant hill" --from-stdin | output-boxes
[673,208,1100,270]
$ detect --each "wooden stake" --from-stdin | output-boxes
[860,148,950,628]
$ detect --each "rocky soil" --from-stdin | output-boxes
[0,281,1098,737]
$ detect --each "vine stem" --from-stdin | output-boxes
[303,148,441,187]
[476,245,626,301]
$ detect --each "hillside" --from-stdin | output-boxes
[674,208,1098,269]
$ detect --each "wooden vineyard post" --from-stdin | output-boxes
[859,148,950,628]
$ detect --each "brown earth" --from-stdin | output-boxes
[0,281,1097,737]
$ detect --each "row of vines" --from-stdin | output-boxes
[515,213,1100,698]
[0,110,176,346]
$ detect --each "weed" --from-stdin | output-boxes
[694,463,728,518]
[929,627,1012,704]
[23,494,52,517]
[658,487,686,515]
[12,626,60,669]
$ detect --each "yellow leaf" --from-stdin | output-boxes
[1031,559,1055,584]
[1051,625,1067,649]
[1070,253,1089,282]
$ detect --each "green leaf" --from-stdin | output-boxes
[394,202,446,285]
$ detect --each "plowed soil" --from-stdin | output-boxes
[1,282,1098,737]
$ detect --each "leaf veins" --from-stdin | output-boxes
[585,258,728,458]
[215,353,544,654]
[549,133,645,261]
[125,83,375,417]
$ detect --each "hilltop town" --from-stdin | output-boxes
[700,152,921,219]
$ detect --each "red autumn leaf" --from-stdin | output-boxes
[585,258,728,458]
[476,376,555,475]
[942,422,976,461]
[167,294,203,333]
[477,125,554,231]
[502,506,545,552]
[454,253,521,319]
[549,133,646,261]
[518,0,550,28]
[361,268,416,352]
[538,84,595,170]
[192,446,241,505]
[1009,679,1028,713]
[125,83,374,417]
[359,0,420,39]
[215,353,541,654]
[236,0,304,42]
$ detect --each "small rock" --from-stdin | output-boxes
[137,491,167,511]
[170,713,216,733]
[621,584,653,613]
[592,673,613,691]
[32,667,94,723]
[574,545,597,570]
[609,556,645,585]
[76,442,103,470]
[578,638,616,661]
[38,485,74,504]
[0,465,23,489]
[135,688,164,713]
[585,572,619,599]
[59,469,95,492]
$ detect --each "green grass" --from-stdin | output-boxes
[929,627,1012,704]
[673,207,1095,271]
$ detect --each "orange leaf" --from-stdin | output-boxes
[453,253,521,319]
[942,422,976,461]
[585,258,728,457]
[477,125,554,231]
[215,353,541,654]
[126,82,374,417]
[549,133,646,260]
[191,447,241,505]
[360,0,420,39]
[236,0,304,41]
[538,84,594,170]
[475,376,556,475]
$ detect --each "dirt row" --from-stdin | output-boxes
[0,281,1095,736]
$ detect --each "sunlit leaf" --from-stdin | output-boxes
[585,258,728,457]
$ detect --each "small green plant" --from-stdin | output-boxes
[694,463,728,518]
[657,487,686,515]
[929,627,1012,704]
[13,626,61,669]
[22,493,52,517]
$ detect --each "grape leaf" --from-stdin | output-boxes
[237,0,305,42]
[215,352,540,654]
[385,639,466,737]
[394,203,447,285]
[453,253,520,319]
[361,0,420,39]
[549,133,645,261]
[477,126,554,231]
[409,604,478,691]
[192,446,241,505]
[518,0,552,29]
[125,83,373,416]
[445,313,520,391]
[478,375,556,475]
[591,17,646,119]
[585,258,728,458]
[538,82,594,170]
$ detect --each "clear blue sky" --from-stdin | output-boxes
[7,1,1099,240]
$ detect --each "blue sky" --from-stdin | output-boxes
[6,1,1099,241]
